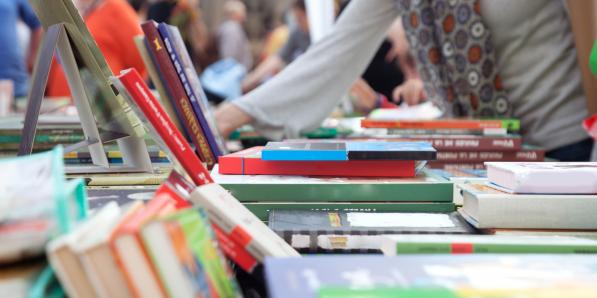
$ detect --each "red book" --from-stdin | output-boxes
[141,21,216,169]
[218,147,417,177]
[361,119,504,129]
[211,224,258,273]
[115,68,213,186]
[153,183,192,209]
[109,195,176,298]
[585,114,597,140]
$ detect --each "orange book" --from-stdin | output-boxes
[361,119,504,129]
[109,195,176,298]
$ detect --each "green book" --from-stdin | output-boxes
[381,235,597,256]
[244,202,456,221]
[143,208,240,298]
[318,287,458,298]
[591,39,597,75]
[213,167,452,202]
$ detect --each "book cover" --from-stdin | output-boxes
[141,21,213,167]
[262,141,347,161]
[268,211,474,252]
[459,182,597,229]
[113,68,213,186]
[381,234,597,256]
[265,255,597,298]
[211,224,258,273]
[190,183,300,264]
[212,166,453,202]
[162,208,240,298]
[345,141,436,160]
[133,35,186,136]
[218,146,417,177]
[109,195,176,298]
[158,24,220,167]
[486,162,597,194]
[160,24,227,157]
[437,147,545,162]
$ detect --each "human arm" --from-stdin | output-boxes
[18,0,42,72]
[241,55,285,93]
[217,0,400,139]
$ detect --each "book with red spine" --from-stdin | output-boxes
[219,147,417,177]
[109,195,177,298]
[141,21,215,169]
[113,68,213,186]
[361,119,505,129]
[352,135,522,151]
[212,224,258,273]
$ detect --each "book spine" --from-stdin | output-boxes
[426,162,487,170]
[436,149,545,162]
[261,150,347,161]
[141,21,211,166]
[157,24,218,169]
[393,242,597,254]
[117,68,213,185]
[366,137,522,151]
[361,119,504,129]
[211,224,258,272]
[159,25,222,158]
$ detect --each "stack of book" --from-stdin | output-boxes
[212,140,454,222]
[359,117,545,170]
[459,162,597,237]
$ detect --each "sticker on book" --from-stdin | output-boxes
[346,213,455,228]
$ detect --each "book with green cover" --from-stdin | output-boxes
[244,202,456,222]
[172,208,240,298]
[212,166,452,202]
[380,235,597,256]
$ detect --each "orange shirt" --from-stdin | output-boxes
[46,0,146,97]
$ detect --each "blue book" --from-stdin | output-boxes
[346,141,436,160]
[264,255,597,298]
[157,24,223,159]
[261,142,347,161]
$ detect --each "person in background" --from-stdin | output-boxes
[215,0,594,161]
[241,0,310,93]
[147,0,215,71]
[46,0,147,97]
[217,0,253,70]
[0,0,42,99]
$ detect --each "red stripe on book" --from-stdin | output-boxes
[212,224,257,272]
[451,243,474,254]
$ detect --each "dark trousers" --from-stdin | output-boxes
[545,138,594,161]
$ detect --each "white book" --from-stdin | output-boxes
[47,202,121,298]
[76,201,143,298]
[486,162,597,194]
[190,183,300,262]
[460,183,597,229]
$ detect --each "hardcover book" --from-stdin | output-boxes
[141,21,214,168]
[265,255,597,298]
[380,234,597,256]
[212,166,453,202]
[345,141,436,160]
[112,68,213,186]
[262,142,347,161]
[486,162,597,194]
[190,183,300,263]
[268,211,474,252]
[218,146,420,177]
[361,119,519,130]
[459,182,597,229]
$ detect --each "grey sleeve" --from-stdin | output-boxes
[218,24,244,62]
[232,0,400,139]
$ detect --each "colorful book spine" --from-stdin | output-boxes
[391,242,597,254]
[115,68,213,186]
[361,119,506,129]
[157,24,219,168]
[435,149,545,162]
[212,224,258,272]
[141,21,213,168]
[219,147,416,177]
[358,136,522,151]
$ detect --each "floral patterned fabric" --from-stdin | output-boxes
[396,0,511,117]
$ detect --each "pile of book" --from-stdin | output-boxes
[359,116,545,170]
[459,162,597,237]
